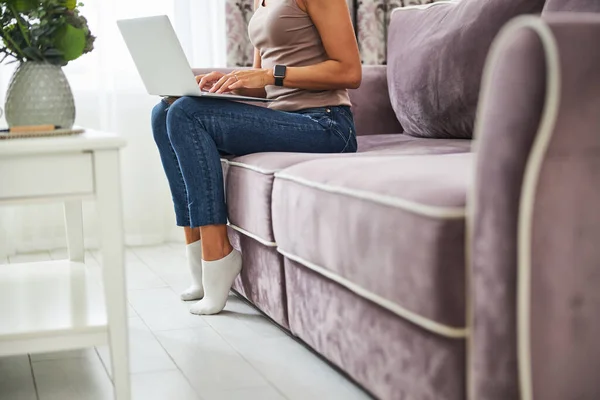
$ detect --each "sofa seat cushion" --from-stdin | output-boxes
[358,134,472,154]
[271,153,472,335]
[224,152,330,244]
[225,136,471,245]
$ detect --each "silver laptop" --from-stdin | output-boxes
[117,15,272,103]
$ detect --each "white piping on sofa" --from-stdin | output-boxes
[278,248,468,339]
[390,0,459,17]
[275,172,466,219]
[467,16,561,400]
[225,159,279,175]
[515,19,561,400]
[227,222,278,247]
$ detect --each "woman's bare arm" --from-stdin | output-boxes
[281,0,361,90]
[211,0,361,94]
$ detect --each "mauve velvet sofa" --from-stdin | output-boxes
[191,3,600,399]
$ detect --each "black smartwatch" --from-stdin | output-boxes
[273,65,287,87]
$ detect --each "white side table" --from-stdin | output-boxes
[0,130,131,400]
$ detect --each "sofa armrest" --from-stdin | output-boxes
[348,65,403,136]
[470,14,600,400]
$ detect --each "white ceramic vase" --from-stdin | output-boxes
[4,61,75,129]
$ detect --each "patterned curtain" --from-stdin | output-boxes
[225,0,434,67]
[226,1,255,67]
[355,0,435,64]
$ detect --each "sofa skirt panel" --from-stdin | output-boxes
[284,257,466,400]
[228,227,289,328]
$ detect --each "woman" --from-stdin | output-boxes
[151,0,361,315]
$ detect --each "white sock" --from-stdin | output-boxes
[180,240,204,301]
[189,249,242,315]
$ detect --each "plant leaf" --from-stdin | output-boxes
[12,0,40,12]
[53,23,85,61]
[22,45,42,60]
[62,0,76,10]
[43,48,63,56]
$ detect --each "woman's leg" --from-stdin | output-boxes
[151,100,192,228]
[184,227,201,244]
[151,100,204,300]
[164,99,237,315]
[165,96,356,315]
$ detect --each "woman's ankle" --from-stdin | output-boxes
[202,242,233,261]
[200,224,234,261]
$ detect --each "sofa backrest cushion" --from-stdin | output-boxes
[544,0,600,12]
[387,0,546,139]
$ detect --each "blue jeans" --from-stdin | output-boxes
[151,96,357,227]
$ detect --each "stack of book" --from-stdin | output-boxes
[0,125,85,140]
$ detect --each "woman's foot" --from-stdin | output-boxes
[189,249,242,315]
[181,240,204,301]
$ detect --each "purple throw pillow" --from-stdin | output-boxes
[387,0,546,139]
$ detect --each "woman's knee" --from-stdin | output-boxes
[166,97,196,121]
[151,100,169,145]
[166,96,223,127]
[165,97,204,146]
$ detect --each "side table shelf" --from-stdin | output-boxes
[0,260,108,357]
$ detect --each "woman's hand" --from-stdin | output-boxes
[196,72,226,92]
[204,69,275,94]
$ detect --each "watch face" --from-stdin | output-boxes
[274,65,286,78]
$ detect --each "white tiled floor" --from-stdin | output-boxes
[0,245,373,400]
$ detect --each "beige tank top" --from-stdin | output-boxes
[248,0,352,111]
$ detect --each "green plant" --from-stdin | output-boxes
[0,0,94,66]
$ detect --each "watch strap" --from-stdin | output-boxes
[273,65,286,87]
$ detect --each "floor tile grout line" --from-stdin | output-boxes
[211,292,374,399]
[93,245,173,312]
[127,246,148,266]
[129,302,139,318]
[3,245,178,263]
[138,317,206,400]
[130,279,275,399]
[139,324,214,334]
[127,285,170,292]
[127,246,171,285]
[101,295,203,391]
[27,354,41,400]
[205,315,291,400]
[93,346,114,386]
[127,246,180,289]
[126,285,210,330]
[87,248,99,262]
[148,319,284,400]
[131,286,207,400]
